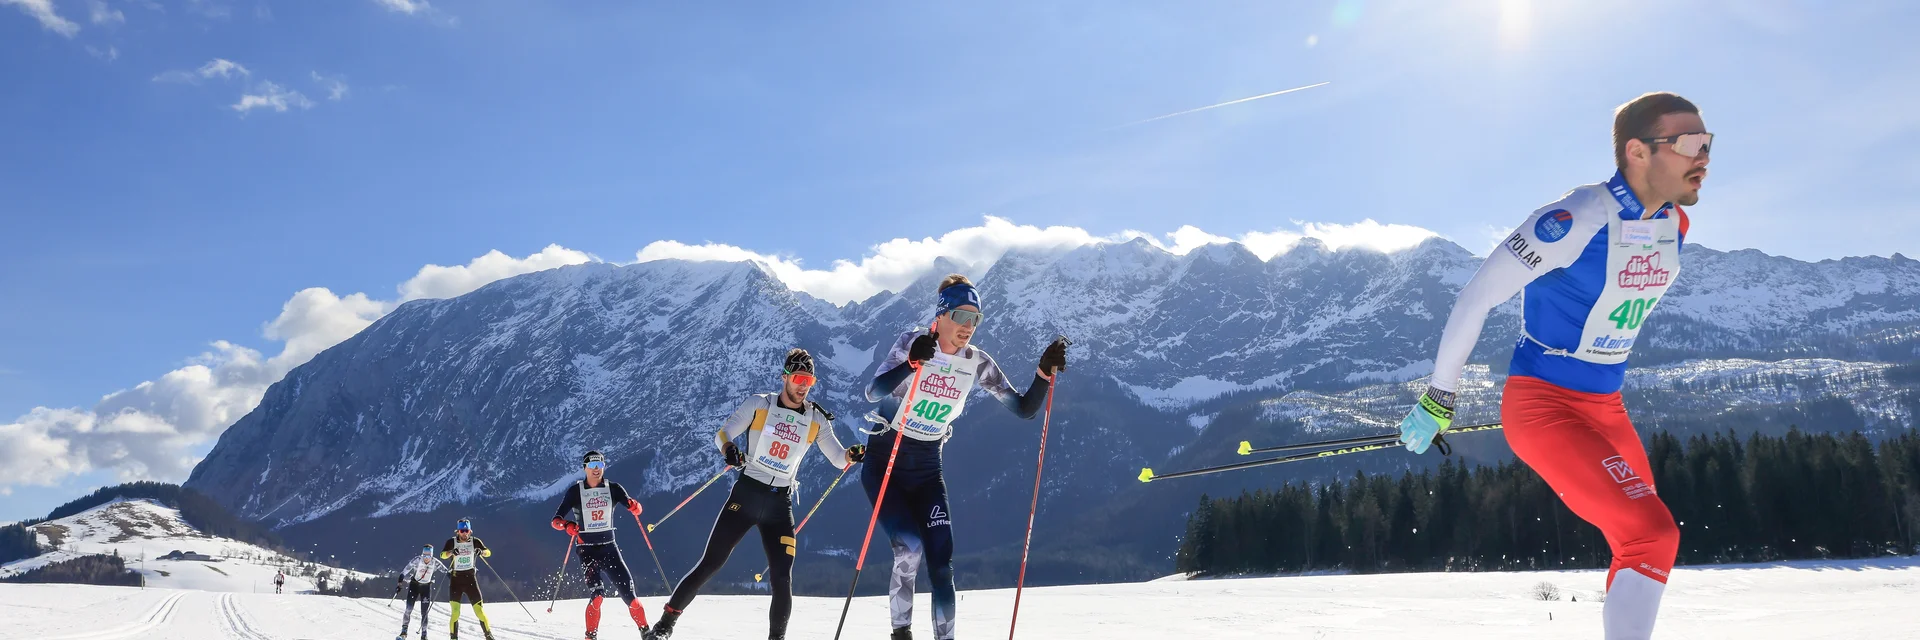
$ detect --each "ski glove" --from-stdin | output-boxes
[1397,386,1455,454]
[551,517,580,537]
[908,332,939,364]
[846,444,866,464]
[722,441,746,467]
[1038,336,1070,377]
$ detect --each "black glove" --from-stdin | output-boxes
[908,332,939,364]
[1038,336,1070,377]
[722,441,746,467]
[846,444,866,464]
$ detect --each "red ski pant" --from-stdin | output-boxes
[1502,375,1679,588]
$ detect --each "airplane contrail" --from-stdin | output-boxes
[1111,81,1331,129]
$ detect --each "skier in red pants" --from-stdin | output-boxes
[1399,92,1711,640]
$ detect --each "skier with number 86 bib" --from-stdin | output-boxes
[862,274,1068,640]
[1397,92,1710,640]
[649,348,863,640]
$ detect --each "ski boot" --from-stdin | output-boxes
[649,609,678,640]
[450,622,458,640]
[582,631,597,640]
[891,627,912,640]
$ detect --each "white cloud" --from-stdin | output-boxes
[232,81,314,114]
[638,216,1441,305]
[398,244,594,301]
[637,216,1107,305]
[0,246,594,492]
[87,0,122,24]
[311,71,350,101]
[85,45,117,61]
[373,0,428,15]
[154,58,249,84]
[2,0,80,36]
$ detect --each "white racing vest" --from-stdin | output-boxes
[892,350,978,442]
[449,540,476,572]
[409,556,435,582]
[1574,215,1680,363]
[580,485,615,533]
[746,403,818,484]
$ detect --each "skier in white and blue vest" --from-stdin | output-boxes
[862,274,1068,640]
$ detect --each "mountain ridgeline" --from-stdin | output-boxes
[184,238,1920,591]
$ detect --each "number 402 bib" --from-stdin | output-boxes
[892,351,977,442]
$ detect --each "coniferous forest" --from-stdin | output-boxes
[1175,429,1920,577]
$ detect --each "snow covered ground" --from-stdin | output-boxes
[1,498,370,594]
[2,557,1915,639]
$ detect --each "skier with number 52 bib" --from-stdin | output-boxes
[862,274,1068,640]
[649,348,864,640]
[550,450,655,640]
[1397,92,1711,640]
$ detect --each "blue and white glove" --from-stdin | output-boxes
[1397,386,1455,454]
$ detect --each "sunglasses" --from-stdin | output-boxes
[585,460,606,471]
[943,309,984,328]
[785,372,816,388]
[1640,132,1713,158]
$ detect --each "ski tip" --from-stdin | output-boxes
[1138,468,1155,483]
[1237,441,1252,456]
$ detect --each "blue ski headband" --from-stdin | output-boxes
[936,282,981,317]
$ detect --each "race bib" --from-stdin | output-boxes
[1573,215,1681,364]
[580,485,614,532]
[747,404,812,483]
[892,351,977,442]
[451,541,475,572]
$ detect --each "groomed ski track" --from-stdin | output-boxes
[1,557,1916,639]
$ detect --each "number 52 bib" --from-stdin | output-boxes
[892,351,977,442]
[1573,216,1681,364]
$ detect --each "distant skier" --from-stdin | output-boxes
[273,569,285,594]
[551,450,655,640]
[649,348,865,640]
[1397,92,1710,640]
[396,544,449,640]
[441,518,495,640]
[863,274,1068,640]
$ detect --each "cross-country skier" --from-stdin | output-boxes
[649,348,866,640]
[1397,92,1710,640]
[863,274,1068,640]
[441,518,495,640]
[396,543,449,640]
[551,450,655,640]
[274,569,285,594]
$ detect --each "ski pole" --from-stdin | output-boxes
[648,466,733,533]
[1009,370,1059,640]
[546,535,577,614]
[755,463,853,583]
[479,554,538,622]
[1235,422,1504,456]
[630,510,675,593]
[1138,424,1505,483]
[831,361,925,640]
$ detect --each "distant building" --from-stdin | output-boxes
[157,550,214,562]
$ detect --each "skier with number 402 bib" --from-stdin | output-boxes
[1398,92,1711,640]
[863,274,1068,640]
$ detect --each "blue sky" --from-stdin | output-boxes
[3,0,1917,521]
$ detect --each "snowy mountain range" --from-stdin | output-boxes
[182,238,1920,586]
